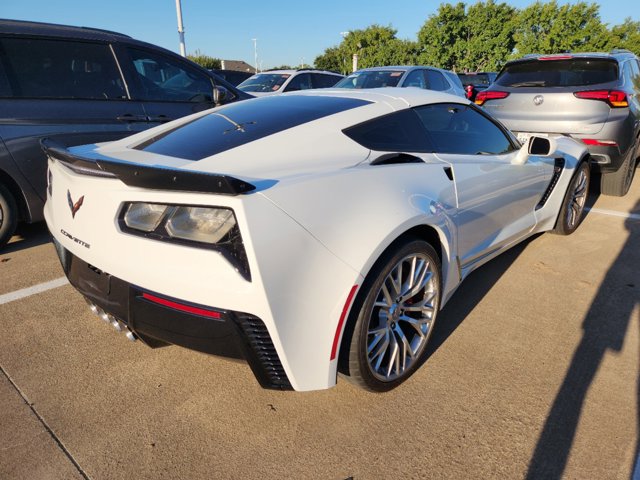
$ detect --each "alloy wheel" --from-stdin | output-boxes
[566,167,588,229]
[366,253,439,381]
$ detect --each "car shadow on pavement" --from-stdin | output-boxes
[2,222,50,255]
[425,235,535,363]
[525,198,640,480]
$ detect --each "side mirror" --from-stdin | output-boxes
[212,86,228,106]
[512,135,558,165]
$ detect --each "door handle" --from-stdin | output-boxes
[116,114,148,123]
[147,115,173,123]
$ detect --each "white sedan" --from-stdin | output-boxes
[43,88,590,392]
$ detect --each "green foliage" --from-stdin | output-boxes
[187,50,221,70]
[314,1,639,75]
[610,18,640,56]
[513,1,612,56]
[314,25,418,74]
[417,1,516,72]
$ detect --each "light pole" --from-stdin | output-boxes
[252,38,258,73]
[175,0,186,57]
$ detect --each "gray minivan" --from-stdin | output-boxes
[0,19,251,247]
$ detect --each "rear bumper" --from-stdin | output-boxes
[54,238,292,390]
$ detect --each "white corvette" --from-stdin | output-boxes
[43,88,589,392]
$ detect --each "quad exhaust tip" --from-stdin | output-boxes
[85,299,137,342]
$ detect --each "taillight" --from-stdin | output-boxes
[141,292,222,319]
[475,90,509,106]
[574,90,628,108]
[580,139,618,147]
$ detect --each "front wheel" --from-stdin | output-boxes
[343,238,441,392]
[552,161,590,235]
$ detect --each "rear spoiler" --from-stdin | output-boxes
[41,139,256,196]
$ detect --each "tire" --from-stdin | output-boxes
[0,183,18,249]
[600,150,636,197]
[342,238,441,392]
[552,161,590,235]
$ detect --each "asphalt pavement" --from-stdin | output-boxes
[1,171,639,479]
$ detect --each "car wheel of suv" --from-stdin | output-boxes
[553,161,590,235]
[601,150,636,197]
[0,183,18,249]
[342,238,441,392]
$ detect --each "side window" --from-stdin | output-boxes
[626,60,640,92]
[0,45,12,96]
[414,103,515,155]
[425,70,449,91]
[403,70,426,89]
[284,73,312,92]
[343,109,433,152]
[0,37,125,99]
[312,74,341,88]
[128,47,213,102]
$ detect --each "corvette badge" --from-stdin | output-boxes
[67,190,84,218]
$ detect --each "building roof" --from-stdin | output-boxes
[221,60,255,72]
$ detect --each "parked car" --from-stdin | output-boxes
[457,71,497,101]
[476,51,640,196]
[44,88,589,392]
[210,69,253,86]
[334,66,466,98]
[237,69,344,96]
[0,19,251,248]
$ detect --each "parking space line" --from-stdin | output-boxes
[0,277,68,305]
[586,208,640,221]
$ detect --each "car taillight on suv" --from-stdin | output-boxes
[474,90,509,106]
[573,90,629,108]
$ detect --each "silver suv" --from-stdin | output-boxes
[476,51,640,196]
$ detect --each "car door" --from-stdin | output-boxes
[118,45,224,127]
[414,103,553,270]
[0,36,148,211]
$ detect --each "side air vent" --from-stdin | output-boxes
[234,314,292,390]
[371,153,425,165]
[536,158,565,209]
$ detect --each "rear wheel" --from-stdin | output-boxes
[601,150,636,196]
[552,161,589,235]
[0,183,18,249]
[343,238,441,392]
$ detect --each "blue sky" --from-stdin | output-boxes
[3,1,637,69]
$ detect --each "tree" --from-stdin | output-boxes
[418,2,467,71]
[417,1,516,72]
[610,18,640,56]
[513,1,611,56]
[314,25,418,74]
[187,50,221,70]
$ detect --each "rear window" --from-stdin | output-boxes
[134,95,371,160]
[496,59,618,87]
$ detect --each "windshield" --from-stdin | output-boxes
[238,73,291,93]
[496,59,618,87]
[334,70,404,89]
